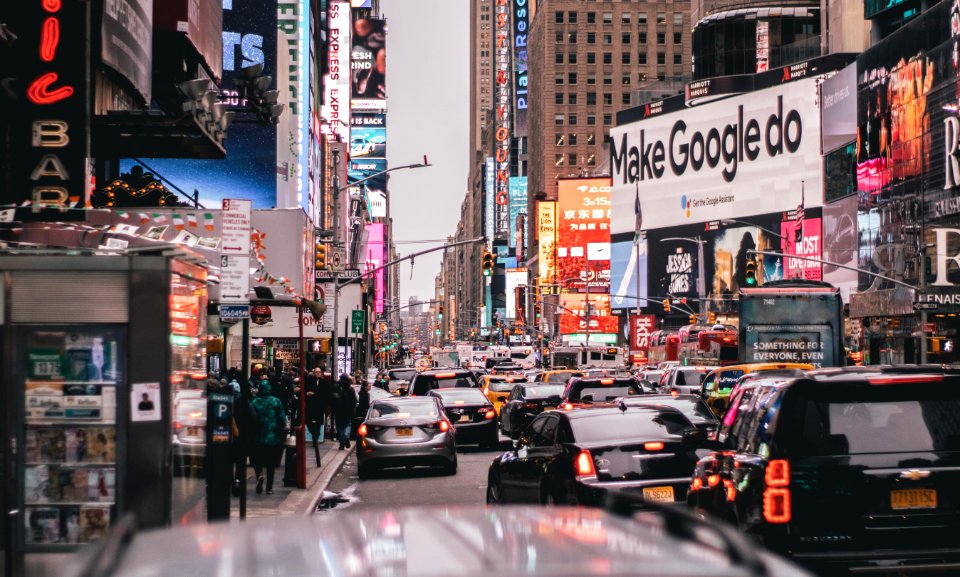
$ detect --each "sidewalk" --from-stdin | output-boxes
[231,436,353,519]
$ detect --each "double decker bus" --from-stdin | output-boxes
[739,279,843,368]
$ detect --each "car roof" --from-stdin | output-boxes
[418,369,472,376]
[102,505,811,577]
[370,396,437,405]
[707,362,815,375]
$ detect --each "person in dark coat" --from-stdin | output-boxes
[334,375,358,450]
[304,368,326,465]
[250,380,287,495]
[231,377,257,496]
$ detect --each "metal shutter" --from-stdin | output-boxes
[10,271,129,323]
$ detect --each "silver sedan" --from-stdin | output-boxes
[356,396,457,478]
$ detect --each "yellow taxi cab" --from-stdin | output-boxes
[701,362,814,415]
[532,369,584,385]
[482,374,529,416]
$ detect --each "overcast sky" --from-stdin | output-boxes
[381,0,469,305]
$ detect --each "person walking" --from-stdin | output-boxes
[334,375,358,450]
[304,368,327,466]
[250,379,287,495]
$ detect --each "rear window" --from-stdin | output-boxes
[412,374,476,393]
[489,378,526,392]
[673,369,705,387]
[388,369,417,381]
[547,372,582,383]
[571,379,641,402]
[525,385,565,399]
[369,400,438,419]
[788,385,960,455]
[571,412,689,443]
[431,388,489,405]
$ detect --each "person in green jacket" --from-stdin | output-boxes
[250,379,287,495]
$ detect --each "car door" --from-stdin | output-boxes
[501,386,521,434]
[516,414,561,502]
[499,416,546,500]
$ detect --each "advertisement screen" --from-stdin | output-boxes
[559,293,618,335]
[505,268,527,319]
[780,217,823,281]
[629,314,656,351]
[493,0,512,239]
[537,201,557,285]
[610,76,824,234]
[820,62,857,154]
[513,0,528,137]
[349,158,387,201]
[485,157,496,243]
[323,1,350,143]
[610,236,647,310]
[364,223,385,314]
[509,177,528,249]
[351,18,386,110]
[120,0,278,208]
[101,0,153,102]
[556,178,612,292]
[823,196,858,300]
[350,126,386,158]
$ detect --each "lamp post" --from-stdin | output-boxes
[659,237,707,323]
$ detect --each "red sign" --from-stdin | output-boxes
[251,305,273,326]
[629,314,656,352]
[556,178,612,292]
[559,293,618,335]
[780,217,823,281]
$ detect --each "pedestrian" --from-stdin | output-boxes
[304,368,326,466]
[334,375,358,450]
[250,379,287,495]
[373,371,390,392]
[231,377,256,496]
[356,379,371,427]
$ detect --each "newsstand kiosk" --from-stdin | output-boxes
[0,250,209,576]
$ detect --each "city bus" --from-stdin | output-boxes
[550,346,624,369]
[646,331,679,366]
[739,279,844,368]
[678,327,739,366]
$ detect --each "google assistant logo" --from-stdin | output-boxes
[680,195,691,218]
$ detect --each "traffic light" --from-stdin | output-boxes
[708,311,717,324]
[745,259,758,286]
[663,298,671,313]
[689,314,697,325]
[534,302,542,319]
[438,304,444,319]
[481,251,494,277]
[315,241,327,270]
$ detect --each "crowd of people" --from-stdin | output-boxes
[203,364,369,497]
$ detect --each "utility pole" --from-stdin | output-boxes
[331,149,341,382]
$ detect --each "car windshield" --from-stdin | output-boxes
[571,411,690,443]
[524,385,565,399]
[368,400,438,419]
[546,372,581,383]
[785,383,960,455]
[388,369,416,381]
[488,378,525,392]
[432,388,489,405]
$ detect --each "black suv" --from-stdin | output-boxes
[687,366,960,575]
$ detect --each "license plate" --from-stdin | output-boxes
[458,414,472,423]
[642,486,675,503]
[891,488,937,510]
[395,427,413,437]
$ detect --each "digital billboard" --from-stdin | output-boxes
[351,18,386,111]
[365,223,385,313]
[276,0,310,210]
[556,178,612,293]
[559,294,618,335]
[513,0,529,137]
[780,217,823,281]
[823,195,858,300]
[505,268,527,319]
[349,158,387,202]
[610,76,825,234]
[493,0,512,239]
[629,314,656,352]
[101,0,153,103]
[537,201,557,285]
[323,1,350,143]
[485,157,496,245]
[120,0,278,208]
[349,126,386,158]
[508,177,528,249]
[610,237,647,310]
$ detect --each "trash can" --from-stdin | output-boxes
[282,435,298,487]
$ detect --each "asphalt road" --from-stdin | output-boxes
[317,441,507,512]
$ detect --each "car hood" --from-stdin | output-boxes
[98,506,812,577]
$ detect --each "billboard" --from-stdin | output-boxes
[610,237,647,310]
[276,0,311,210]
[629,314,656,351]
[610,76,825,234]
[351,18,386,110]
[154,0,221,84]
[349,158,387,203]
[364,223,385,314]
[780,217,823,281]
[559,294,618,335]
[508,177,528,249]
[537,201,557,285]
[505,268,527,319]
[823,195,858,300]
[119,0,278,208]
[350,126,386,158]
[485,157,496,245]
[820,62,856,154]
[513,0,529,137]
[493,0,512,239]
[323,1,350,143]
[556,178,612,293]
[102,0,153,102]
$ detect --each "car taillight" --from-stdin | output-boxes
[439,420,450,432]
[523,402,539,409]
[484,409,496,419]
[644,441,664,451]
[600,379,614,385]
[174,421,182,431]
[562,402,574,410]
[670,389,680,397]
[575,449,596,478]
[358,423,368,437]
[763,459,791,523]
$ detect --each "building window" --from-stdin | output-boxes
[568,32,577,43]
[587,32,596,43]
[587,74,597,85]
[587,52,596,64]
[555,154,565,166]
[658,72,666,81]
[603,73,613,85]
[603,93,613,105]
[555,73,564,85]
[555,92,564,105]
[568,93,578,104]
[674,53,682,65]
[555,133,565,145]
[569,134,578,145]
[568,11,578,23]
[638,13,647,25]
[603,52,612,64]
[555,32,564,44]
[603,113,612,125]
[587,154,597,166]
[656,12,666,24]
[555,52,564,64]
[568,114,578,125]
[587,115,597,125]
[568,52,578,64]
[587,11,596,24]
[604,33,613,44]
[622,74,631,85]
[638,52,647,64]
[638,32,647,44]
[621,13,631,24]
[657,32,665,44]
[603,11,613,24]
[622,32,632,44]
[568,72,577,84]
[657,52,665,65]
[586,133,596,145]
[622,92,631,105]
[622,52,631,64]
[568,153,578,166]
[673,13,683,26]
[587,92,597,104]
[555,114,564,125]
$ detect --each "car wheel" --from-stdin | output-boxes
[486,472,504,504]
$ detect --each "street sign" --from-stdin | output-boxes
[219,304,250,320]
[914,302,939,310]
[351,310,367,336]
[220,199,252,255]
[315,268,361,281]
[219,255,250,302]
[329,247,346,272]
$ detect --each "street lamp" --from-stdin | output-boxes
[659,237,707,323]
